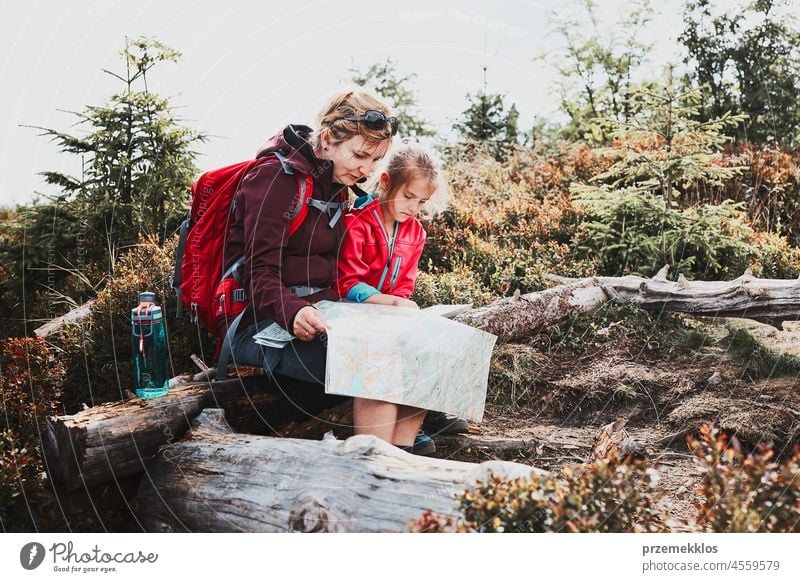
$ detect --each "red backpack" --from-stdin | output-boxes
[172,151,313,336]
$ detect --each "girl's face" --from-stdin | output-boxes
[323,134,390,186]
[380,173,435,223]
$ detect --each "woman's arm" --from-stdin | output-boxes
[236,162,310,330]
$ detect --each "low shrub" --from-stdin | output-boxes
[0,337,65,530]
[571,189,800,280]
[55,235,212,411]
[408,456,666,533]
[413,267,494,308]
[411,424,800,533]
[690,424,800,533]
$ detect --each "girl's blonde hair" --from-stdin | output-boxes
[312,90,394,147]
[369,143,449,219]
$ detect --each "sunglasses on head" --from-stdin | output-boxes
[344,110,399,136]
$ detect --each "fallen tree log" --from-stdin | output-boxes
[34,268,798,357]
[596,267,800,326]
[33,299,96,338]
[455,266,800,341]
[455,279,608,342]
[44,374,349,489]
[134,409,544,533]
[43,382,215,489]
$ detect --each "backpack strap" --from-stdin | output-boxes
[216,309,248,381]
[221,256,246,286]
[288,174,314,236]
[271,149,344,230]
[271,149,294,175]
[215,151,344,380]
[172,217,191,318]
[307,198,345,229]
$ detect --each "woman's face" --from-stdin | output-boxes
[324,135,390,186]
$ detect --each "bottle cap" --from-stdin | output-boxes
[139,292,157,304]
[132,305,162,322]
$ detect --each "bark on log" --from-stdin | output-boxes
[44,375,347,489]
[134,408,545,533]
[455,279,610,342]
[455,266,800,341]
[43,382,211,489]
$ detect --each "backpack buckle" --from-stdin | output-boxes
[232,288,247,302]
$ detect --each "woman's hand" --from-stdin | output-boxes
[391,297,419,309]
[292,305,330,341]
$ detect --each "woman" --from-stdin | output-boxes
[222,90,425,450]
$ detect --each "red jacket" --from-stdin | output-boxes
[335,197,426,301]
[221,125,345,331]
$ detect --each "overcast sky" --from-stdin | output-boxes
[0,0,686,208]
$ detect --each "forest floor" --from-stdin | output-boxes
[429,316,800,532]
[26,313,800,533]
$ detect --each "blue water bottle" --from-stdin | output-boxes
[132,292,169,398]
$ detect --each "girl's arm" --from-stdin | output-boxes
[364,293,417,308]
[336,218,387,303]
[364,224,425,309]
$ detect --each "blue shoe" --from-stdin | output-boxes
[411,430,436,456]
[423,411,469,435]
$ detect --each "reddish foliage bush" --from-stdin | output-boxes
[408,456,666,533]
[690,424,800,533]
[1,336,65,529]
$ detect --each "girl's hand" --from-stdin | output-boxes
[293,305,330,341]
[392,297,419,309]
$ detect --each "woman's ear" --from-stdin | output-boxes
[318,128,333,151]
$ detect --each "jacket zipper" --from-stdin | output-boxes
[373,209,398,292]
[389,256,402,291]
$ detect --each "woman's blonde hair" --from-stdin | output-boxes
[370,142,449,219]
[312,90,394,147]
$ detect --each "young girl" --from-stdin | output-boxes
[335,143,449,454]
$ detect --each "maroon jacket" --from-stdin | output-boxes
[221,125,345,331]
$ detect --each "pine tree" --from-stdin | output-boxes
[1,37,204,309]
[575,67,746,210]
[541,0,654,143]
[454,90,520,161]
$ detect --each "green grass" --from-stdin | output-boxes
[721,326,800,380]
